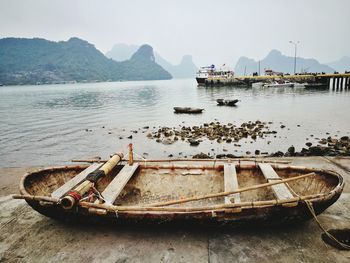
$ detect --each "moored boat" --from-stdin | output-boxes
[263,81,294,88]
[196,64,234,85]
[14,154,344,227]
[174,107,204,114]
[216,99,239,106]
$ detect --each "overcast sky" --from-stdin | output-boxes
[1,0,349,66]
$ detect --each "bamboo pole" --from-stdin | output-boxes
[79,192,329,213]
[60,152,123,210]
[146,172,316,207]
[12,194,59,203]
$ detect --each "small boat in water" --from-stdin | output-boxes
[174,107,204,114]
[216,99,239,106]
[263,81,294,88]
[13,151,344,227]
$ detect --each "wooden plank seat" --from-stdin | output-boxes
[224,163,241,204]
[51,163,103,199]
[101,163,139,205]
[258,163,294,200]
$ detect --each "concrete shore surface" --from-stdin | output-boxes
[0,157,349,262]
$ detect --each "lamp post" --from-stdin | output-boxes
[289,41,299,75]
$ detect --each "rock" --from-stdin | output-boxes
[319,139,327,145]
[270,151,284,157]
[255,150,260,155]
[119,136,123,139]
[146,133,153,138]
[246,151,251,155]
[188,139,200,146]
[168,154,173,157]
[156,138,161,143]
[193,152,211,159]
[288,146,295,155]
[162,138,173,145]
[306,142,312,147]
[280,125,286,129]
[340,136,349,141]
[127,135,133,139]
[102,126,105,128]
[108,131,112,134]
[143,126,149,129]
[308,146,326,156]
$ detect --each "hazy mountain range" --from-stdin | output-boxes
[106,43,197,78]
[326,56,350,73]
[234,50,339,76]
[0,38,171,85]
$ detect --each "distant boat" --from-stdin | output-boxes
[173,107,204,114]
[263,81,294,88]
[216,99,239,106]
[196,65,234,85]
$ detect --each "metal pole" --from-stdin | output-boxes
[294,44,297,75]
[289,41,299,75]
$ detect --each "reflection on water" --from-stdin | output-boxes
[0,79,349,167]
[35,91,105,109]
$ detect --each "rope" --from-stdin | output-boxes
[305,200,350,250]
[133,151,148,167]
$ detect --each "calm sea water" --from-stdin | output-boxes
[0,79,349,167]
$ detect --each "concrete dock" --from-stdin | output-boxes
[203,73,350,90]
[1,157,350,262]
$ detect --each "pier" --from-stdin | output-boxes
[204,73,350,91]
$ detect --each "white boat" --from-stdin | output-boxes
[263,81,294,88]
[196,65,234,85]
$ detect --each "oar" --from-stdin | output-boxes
[60,152,123,209]
[145,172,316,207]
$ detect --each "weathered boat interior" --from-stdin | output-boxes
[23,161,341,208]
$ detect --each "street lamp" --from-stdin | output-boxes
[289,41,300,75]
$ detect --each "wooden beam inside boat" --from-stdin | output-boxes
[224,163,240,204]
[101,163,139,205]
[51,162,103,199]
[258,163,294,200]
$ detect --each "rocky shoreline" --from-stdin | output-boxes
[146,120,276,146]
[140,121,350,159]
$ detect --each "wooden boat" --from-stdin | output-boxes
[173,107,204,114]
[14,153,344,227]
[216,99,239,106]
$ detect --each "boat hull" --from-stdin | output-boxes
[196,77,207,85]
[18,161,344,227]
[173,107,204,114]
[24,191,342,227]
